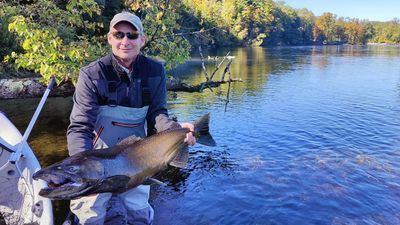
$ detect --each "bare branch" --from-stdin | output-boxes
[224,78,232,112]
[174,27,223,36]
[167,78,242,93]
[220,59,233,81]
[209,51,230,81]
[198,46,210,81]
[167,57,241,93]
[224,59,233,112]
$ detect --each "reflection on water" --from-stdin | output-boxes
[0,97,72,167]
[1,45,400,224]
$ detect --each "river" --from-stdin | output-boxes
[1,45,400,225]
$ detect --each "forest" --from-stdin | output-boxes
[1,0,399,83]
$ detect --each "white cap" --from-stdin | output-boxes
[109,11,144,35]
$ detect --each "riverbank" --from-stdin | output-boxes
[0,75,226,99]
[0,78,73,99]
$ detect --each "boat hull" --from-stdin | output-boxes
[0,112,53,225]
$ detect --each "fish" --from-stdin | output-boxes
[32,113,216,200]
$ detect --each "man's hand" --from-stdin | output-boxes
[180,122,196,146]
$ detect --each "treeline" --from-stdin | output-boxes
[0,0,399,83]
[181,0,400,46]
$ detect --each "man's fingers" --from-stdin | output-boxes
[180,122,194,132]
[180,122,196,145]
[184,133,196,146]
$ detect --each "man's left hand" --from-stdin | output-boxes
[180,122,196,146]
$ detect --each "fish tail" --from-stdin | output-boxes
[193,113,217,146]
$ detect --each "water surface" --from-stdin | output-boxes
[1,45,400,225]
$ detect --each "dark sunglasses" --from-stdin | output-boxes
[111,31,140,40]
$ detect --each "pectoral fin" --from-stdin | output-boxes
[94,175,131,193]
[169,146,189,168]
[143,178,167,186]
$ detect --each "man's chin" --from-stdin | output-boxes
[115,54,137,65]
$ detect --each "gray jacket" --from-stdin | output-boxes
[67,53,179,155]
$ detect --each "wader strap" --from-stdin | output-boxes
[99,60,119,107]
[141,76,151,107]
[99,54,152,107]
[132,55,151,107]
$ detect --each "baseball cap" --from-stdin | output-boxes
[109,11,144,35]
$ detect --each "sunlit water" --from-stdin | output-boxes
[1,45,400,225]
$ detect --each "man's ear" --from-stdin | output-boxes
[140,35,146,48]
[107,33,113,45]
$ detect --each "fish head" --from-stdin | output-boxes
[32,154,105,200]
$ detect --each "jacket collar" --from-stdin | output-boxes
[110,53,142,76]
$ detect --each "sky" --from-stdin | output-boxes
[281,0,399,22]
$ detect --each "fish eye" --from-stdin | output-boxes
[67,166,79,173]
[57,166,62,170]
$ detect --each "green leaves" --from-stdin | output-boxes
[3,0,106,84]
[3,0,192,84]
[133,0,191,70]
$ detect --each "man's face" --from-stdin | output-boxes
[108,22,145,65]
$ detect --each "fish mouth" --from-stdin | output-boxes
[47,176,78,188]
[33,173,93,200]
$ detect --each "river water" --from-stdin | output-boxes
[1,45,400,225]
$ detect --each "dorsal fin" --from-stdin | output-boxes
[82,148,118,159]
[116,135,142,147]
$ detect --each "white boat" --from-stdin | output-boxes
[0,112,54,225]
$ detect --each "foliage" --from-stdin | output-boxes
[296,8,315,45]
[181,1,400,46]
[0,4,21,61]
[268,3,305,45]
[2,0,194,83]
[371,19,400,44]
[6,16,107,84]
[182,0,276,46]
[127,0,191,70]
[313,13,338,44]
[3,0,106,84]
[346,22,364,44]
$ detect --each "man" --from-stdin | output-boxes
[67,11,195,225]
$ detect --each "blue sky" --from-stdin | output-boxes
[281,0,399,22]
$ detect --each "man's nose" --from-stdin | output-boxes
[121,36,130,44]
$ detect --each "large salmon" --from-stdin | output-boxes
[32,113,216,200]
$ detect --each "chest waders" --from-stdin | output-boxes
[93,105,150,209]
[92,71,151,210]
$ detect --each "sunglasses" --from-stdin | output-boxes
[111,31,140,40]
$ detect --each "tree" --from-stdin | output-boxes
[4,0,106,84]
[233,0,275,45]
[313,12,338,44]
[296,8,315,45]
[362,21,375,43]
[343,19,364,44]
[128,0,191,70]
[0,4,22,62]
[3,0,192,84]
